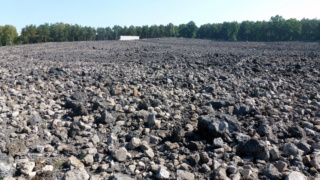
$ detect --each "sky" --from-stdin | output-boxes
[1,0,319,33]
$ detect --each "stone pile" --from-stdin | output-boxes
[0,38,319,179]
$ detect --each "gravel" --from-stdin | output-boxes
[0,38,319,179]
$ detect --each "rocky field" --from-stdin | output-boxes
[0,38,320,180]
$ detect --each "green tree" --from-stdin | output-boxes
[1,25,18,45]
[178,21,198,38]
[269,15,285,41]
[105,27,113,40]
[0,26,3,46]
[197,23,215,39]
[21,25,37,44]
[186,21,198,38]
[71,24,81,41]
[281,18,302,40]
[135,26,142,37]
[97,27,106,40]
[178,24,188,37]
[165,23,175,37]
[238,21,255,41]
[112,25,123,40]
[149,25,160,38]
[300,18,319,41]
[127,25,137,36]
[221,22,239,41]
[37,23,50,42]
[141,25,149,38]
[159,25,165,37]
[64,24,72,41]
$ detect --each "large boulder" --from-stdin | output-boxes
[238,138,270,161]
[65,92,88,116]
[206,98,235,110]
[198,114,240,141]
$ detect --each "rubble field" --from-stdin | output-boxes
[0,38,320,179]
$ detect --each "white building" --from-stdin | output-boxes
[120,36,140,40]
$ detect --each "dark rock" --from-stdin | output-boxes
[27,114,42,126]
[198,114,240,141]
[170,126,184,142]
[138,103,149,110]
[206,98,235,109]
[238,138,270,161]
[70,91,86,102]
[151,99,161,107]
[188,141,205,151]
[213,137,224,148]
[100,111,116,125]
[289,126,306,138]
[257,124,272,136]
[48,67,65,75]
[282,143,301,158]
[189,153,200,165]
[71,103,88,116]
[234,105,250,116]
[263,164,282,180]
[297,141,311,155]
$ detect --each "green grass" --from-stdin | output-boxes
[78,153,88,159]
[53,161,65,168]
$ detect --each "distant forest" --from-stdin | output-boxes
[0,15,319,46]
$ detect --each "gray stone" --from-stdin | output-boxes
[263,164,282,180]
[234,105,250,116]
[91,134,100,145]
[198,114,240,140]
[27,114,42,125]
[170,126,184,142]
[200,152,210,164]
[283,143,301,157]
[285,171,307,180]
[311,154,320,170]
[68,156,84,168]
[36,145,45,153]
[297,141,311,155]
[215,168,230,180]
[176,170,195,180]
[241,169,252,178]
[200,164,211,173]
[289,126,306,138]
[274,161,287,172]
[128,137,141,150]
[0,162,15,178]
[83,154,94,166]
[147,113,161,129]
[189,153,200,165]
[207,98,235,109]
[238,138,270,161]
[62,167,90,180]
[269,146,280,160]
[110,173,135,180]
[213,137,224,148]
[112,147,128,162]
[144,148,155,159]
[227,165,237,174]
[156,167,170,179]
[100,111,116,125]
[19,161,35,175]
[236,133,250,143]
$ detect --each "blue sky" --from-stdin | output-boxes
[1,0,319,33]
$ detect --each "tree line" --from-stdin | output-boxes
[0,15,319,46]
